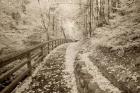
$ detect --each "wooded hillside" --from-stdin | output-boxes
[0,0,66,56]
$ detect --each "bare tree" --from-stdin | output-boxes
[37,0,50,40]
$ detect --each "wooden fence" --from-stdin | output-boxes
[0,39,73,93]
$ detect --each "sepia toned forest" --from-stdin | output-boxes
[0,0,140,93]
[0,0,140,56]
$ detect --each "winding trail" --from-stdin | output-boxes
[64,42,81,93]
[14,44,70,93]
[77,52,121,93]
[14,42,81,93]
[14,41,122,93]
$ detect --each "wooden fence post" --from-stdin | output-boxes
[27,53,32,76]
[58,40,60,45]
[47,43,50,54]
[53,41,54,49]
[55,40,57,48]
[60,39,61,45]
[41,46,44,61]
[51,41,53,50]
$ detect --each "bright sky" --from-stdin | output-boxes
[55,1,83,40]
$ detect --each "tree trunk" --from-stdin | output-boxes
[89,0,92,37]
[61,20,67,39]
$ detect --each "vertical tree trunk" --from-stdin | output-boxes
[85,14,87,32]
[108,0,110,19]
[102,0,108,24]
[52,15,55,36]
[89,0,92,37]
[62,28,66,39]
[61,19,67,39]
[98,0,108,26]
[99,0,104,26]
[96,0,99,26]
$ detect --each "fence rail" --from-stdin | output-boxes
[0,39,73,93]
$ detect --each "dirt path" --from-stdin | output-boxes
[14,42,81,93]
[64,42,81,93]
[74,52,121,93]
[14,41,122,93]
[14,44,71,93]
